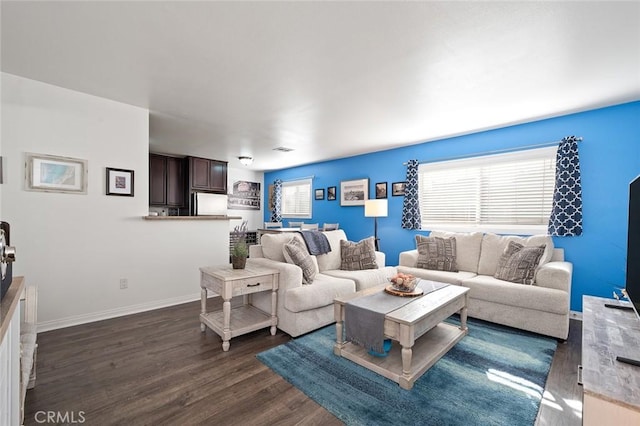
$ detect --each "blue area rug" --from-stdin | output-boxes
[257,317,557,426]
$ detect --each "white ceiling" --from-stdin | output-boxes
[2,1,639,171]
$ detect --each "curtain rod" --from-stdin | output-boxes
[403,137,583,166]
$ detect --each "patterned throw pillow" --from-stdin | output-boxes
[494,241,546,285]
[283,238,317,284]
[415,235,459,272]
[339,237,378,271]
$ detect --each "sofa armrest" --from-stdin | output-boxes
[375,251,386,268]
[399,250,418,267]
[535,261,573,293]
[246,257,304,292]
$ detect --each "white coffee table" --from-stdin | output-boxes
[334,282,469,389]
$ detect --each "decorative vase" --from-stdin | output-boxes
[231,255,247,269]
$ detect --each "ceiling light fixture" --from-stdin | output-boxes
[238,156,253,166]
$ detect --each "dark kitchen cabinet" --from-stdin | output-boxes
[166,157,186,206]
[149,154,167,205]
[188,156,227,194]
[190,157,211,190]
[149,154,186,207]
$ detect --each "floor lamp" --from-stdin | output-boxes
[364,199,388,251]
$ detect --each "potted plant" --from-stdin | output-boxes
[231,220,249,269]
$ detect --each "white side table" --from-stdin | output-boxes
[200,264,279,351]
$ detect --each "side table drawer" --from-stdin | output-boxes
[232,274,274,296]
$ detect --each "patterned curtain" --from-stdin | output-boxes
[548,136,583,236]
[401,159,421,229]
[270,179,282,222]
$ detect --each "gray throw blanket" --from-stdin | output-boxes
[299,230,331,255]
[345,280,449,353]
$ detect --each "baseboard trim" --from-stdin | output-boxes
[570,310,583,321]
[37,293,202,332]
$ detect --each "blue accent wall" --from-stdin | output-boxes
[265,101,640,312]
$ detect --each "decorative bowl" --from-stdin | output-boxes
[389,273,417,292]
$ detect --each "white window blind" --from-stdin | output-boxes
[418,146,557,234]
[281,178,312,219]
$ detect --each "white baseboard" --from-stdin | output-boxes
[36,293,201,332]
[570,310,583,321]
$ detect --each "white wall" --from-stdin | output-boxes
[1,74,231,330]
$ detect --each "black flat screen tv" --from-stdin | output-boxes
[626,175,640,318]
[618,175,640,366]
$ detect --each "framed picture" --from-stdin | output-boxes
[106,167,135,196]
[315,188,325,200]
[392,181,406,196]
[327,186,337,201]
[228,180,261,210]
[340,178,369,206]
[25,152,88,194]
[375,182,387,199]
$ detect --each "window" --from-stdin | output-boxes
[281,178,312,219]
[418,146,557,234]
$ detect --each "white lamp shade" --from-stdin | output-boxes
[364,199,388,217]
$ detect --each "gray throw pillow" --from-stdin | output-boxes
[415,235,459,272]
[494,241,546,285]
[283,238,317,284]
[339,237,378,271]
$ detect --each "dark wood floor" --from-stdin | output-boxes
[24,299,583,425]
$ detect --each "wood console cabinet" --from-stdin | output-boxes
[581,296,640,425]
[149,154,186,207]
[188,156,227,193]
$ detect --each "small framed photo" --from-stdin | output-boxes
[392,181,406,196]
[340,178,369,206]
[25,152,88,194]
[315,188,325,200]
[327,186,337,201]
[375,182,387,199]
[106,167,135,196]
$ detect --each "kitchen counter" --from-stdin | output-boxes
[143,215,242,220]
[0,276,24,347]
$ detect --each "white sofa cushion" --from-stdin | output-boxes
[397,265,477,286]
[429,230,483,273]
[316,229,348,272]
[323,267,397,291]
[461,274,569,315]
[284,274,355,312]
[477,233,554,276]
[261,233,298,262]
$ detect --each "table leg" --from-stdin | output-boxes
[460,307,468,332]
[399,324,415,389]
[460,293,469,332]
[333,303,345,356]
[270,287,277,335]
[222,298,231,351]
[200,288,207,332]
[399,346,414,389]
